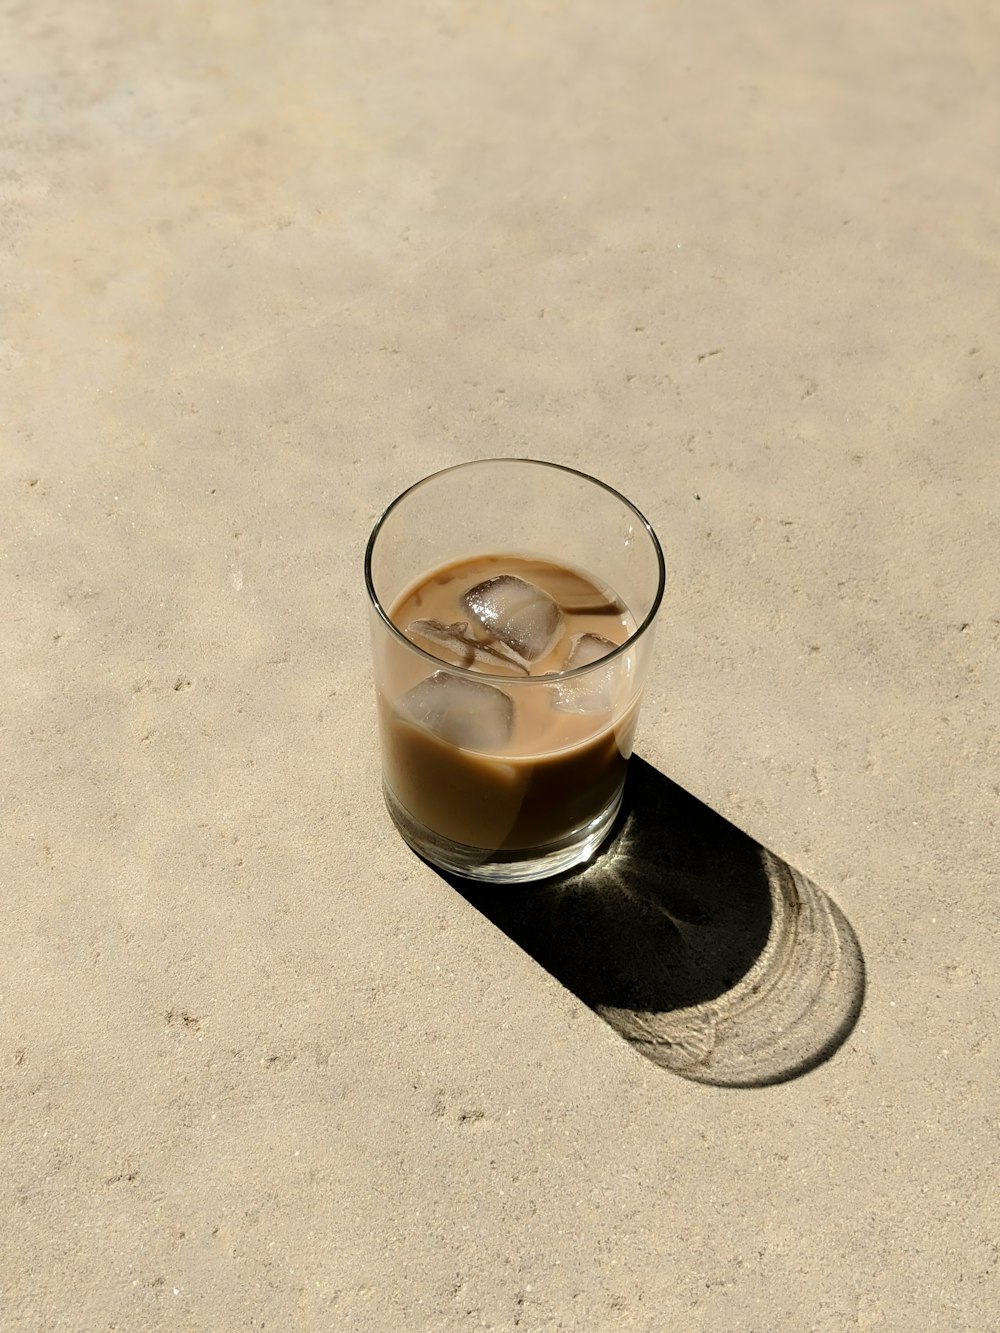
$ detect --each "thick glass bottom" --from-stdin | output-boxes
[383,780,624,884]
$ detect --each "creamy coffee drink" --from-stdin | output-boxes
[377,555,639,854]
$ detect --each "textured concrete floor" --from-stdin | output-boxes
[2,1,998,1329]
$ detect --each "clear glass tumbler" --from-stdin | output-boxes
[365,459,665,883]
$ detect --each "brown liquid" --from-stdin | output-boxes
[379,555,639,852]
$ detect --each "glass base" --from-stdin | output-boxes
[383,781,623,884]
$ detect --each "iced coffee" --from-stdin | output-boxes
[378,554,640,862]
[365,459,664,882]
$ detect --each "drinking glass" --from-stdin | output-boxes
[365,458,665,883]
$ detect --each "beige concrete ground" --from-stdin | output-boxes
[2,1,998,1329]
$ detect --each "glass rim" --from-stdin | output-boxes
[363,457,666,684]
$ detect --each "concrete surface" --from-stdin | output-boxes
[2,0,998,1328]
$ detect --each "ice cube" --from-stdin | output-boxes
[397,671,514,752]
[552,633,620,714]
[565,633,618,668]
[462,575,565,664]
[405,619,529,676]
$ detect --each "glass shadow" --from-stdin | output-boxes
[442,756,866,1087]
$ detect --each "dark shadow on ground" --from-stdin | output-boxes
[441,756,866,1087]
